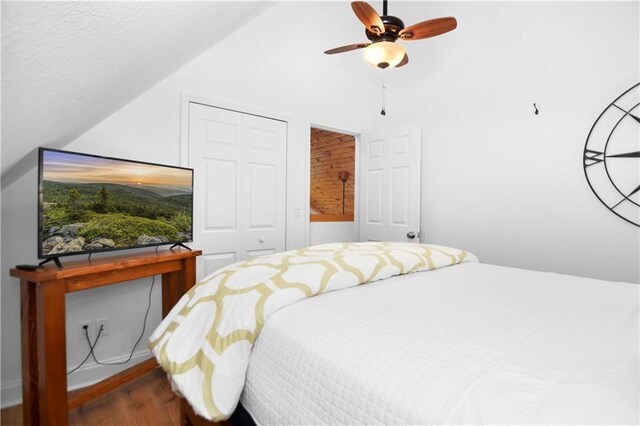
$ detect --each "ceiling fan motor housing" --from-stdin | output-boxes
[365,15,405,41]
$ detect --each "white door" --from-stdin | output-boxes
[359,125,421,242]
[241,114,287,259]
[189,103,287,280]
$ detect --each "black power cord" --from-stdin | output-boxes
[67,334,95,375]
[67,276,156,375]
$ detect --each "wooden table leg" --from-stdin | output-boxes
[20,280,39,425]
[162,258,197,317]
[183,257,196,292]
[36,281,68,425]
[161,272,180,318]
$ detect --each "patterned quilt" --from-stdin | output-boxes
[148,242,477,421]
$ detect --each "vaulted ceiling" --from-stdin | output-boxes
[1,1,274,185]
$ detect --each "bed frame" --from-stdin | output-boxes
[180,397,255,426]
[180,398,225,426]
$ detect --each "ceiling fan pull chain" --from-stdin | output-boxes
[381,79,387,116]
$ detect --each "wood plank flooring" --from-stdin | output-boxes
[1,367,180,425]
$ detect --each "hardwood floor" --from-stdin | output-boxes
[1,367,180,425]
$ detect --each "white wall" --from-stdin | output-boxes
[310,222,356,245]
[0,2,376,406]
[372,1,639,283]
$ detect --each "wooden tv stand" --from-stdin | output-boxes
[10,248,201,426]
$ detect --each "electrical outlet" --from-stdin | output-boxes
[95,318,109,336]
[78,321,93,340]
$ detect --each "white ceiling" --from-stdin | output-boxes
[1,1,273,185]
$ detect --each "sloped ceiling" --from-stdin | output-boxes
[1,1,274,185]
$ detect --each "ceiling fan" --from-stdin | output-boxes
[324,0,457,69]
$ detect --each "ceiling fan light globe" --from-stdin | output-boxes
[363,42,405,69]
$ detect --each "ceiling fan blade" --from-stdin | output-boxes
[395,53,409,68]
[351,1,385,35]
[399,17,457,41]
[324,43,370,55]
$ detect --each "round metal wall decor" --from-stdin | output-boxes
[583,83,640,227]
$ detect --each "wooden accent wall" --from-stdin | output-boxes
[310,128,355,221]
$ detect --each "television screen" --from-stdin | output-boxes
[38,148,193,259]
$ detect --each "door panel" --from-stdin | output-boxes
[360,125,421,242]
[204,159,237,230]
[247,249,276,258]
[366,169,383,224]
[368,139,383,159]
[189,103,286,280]
[242,114,286,258]
[247,163,277,227]
[391,166,409,225]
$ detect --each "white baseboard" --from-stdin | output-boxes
[0,349,153,409]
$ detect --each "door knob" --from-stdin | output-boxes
[406,231,416,240]
[259,236,265,243]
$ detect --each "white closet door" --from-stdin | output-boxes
[241,114,286,259]
[359,125,421,242]
[189,103,286,280]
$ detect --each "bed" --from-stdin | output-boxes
[150,243,639,425]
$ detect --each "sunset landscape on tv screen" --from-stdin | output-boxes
[39,149,193,257]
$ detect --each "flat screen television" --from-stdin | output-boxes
[38,148,194,262]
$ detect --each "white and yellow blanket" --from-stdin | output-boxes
[149,242,477,421]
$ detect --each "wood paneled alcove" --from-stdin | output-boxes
[310,128,355,221]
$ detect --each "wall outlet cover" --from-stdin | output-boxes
[78,321,93,340]
[95,318,109,336]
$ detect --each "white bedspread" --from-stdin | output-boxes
[241,263,639,425]
[149,243,473,420]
